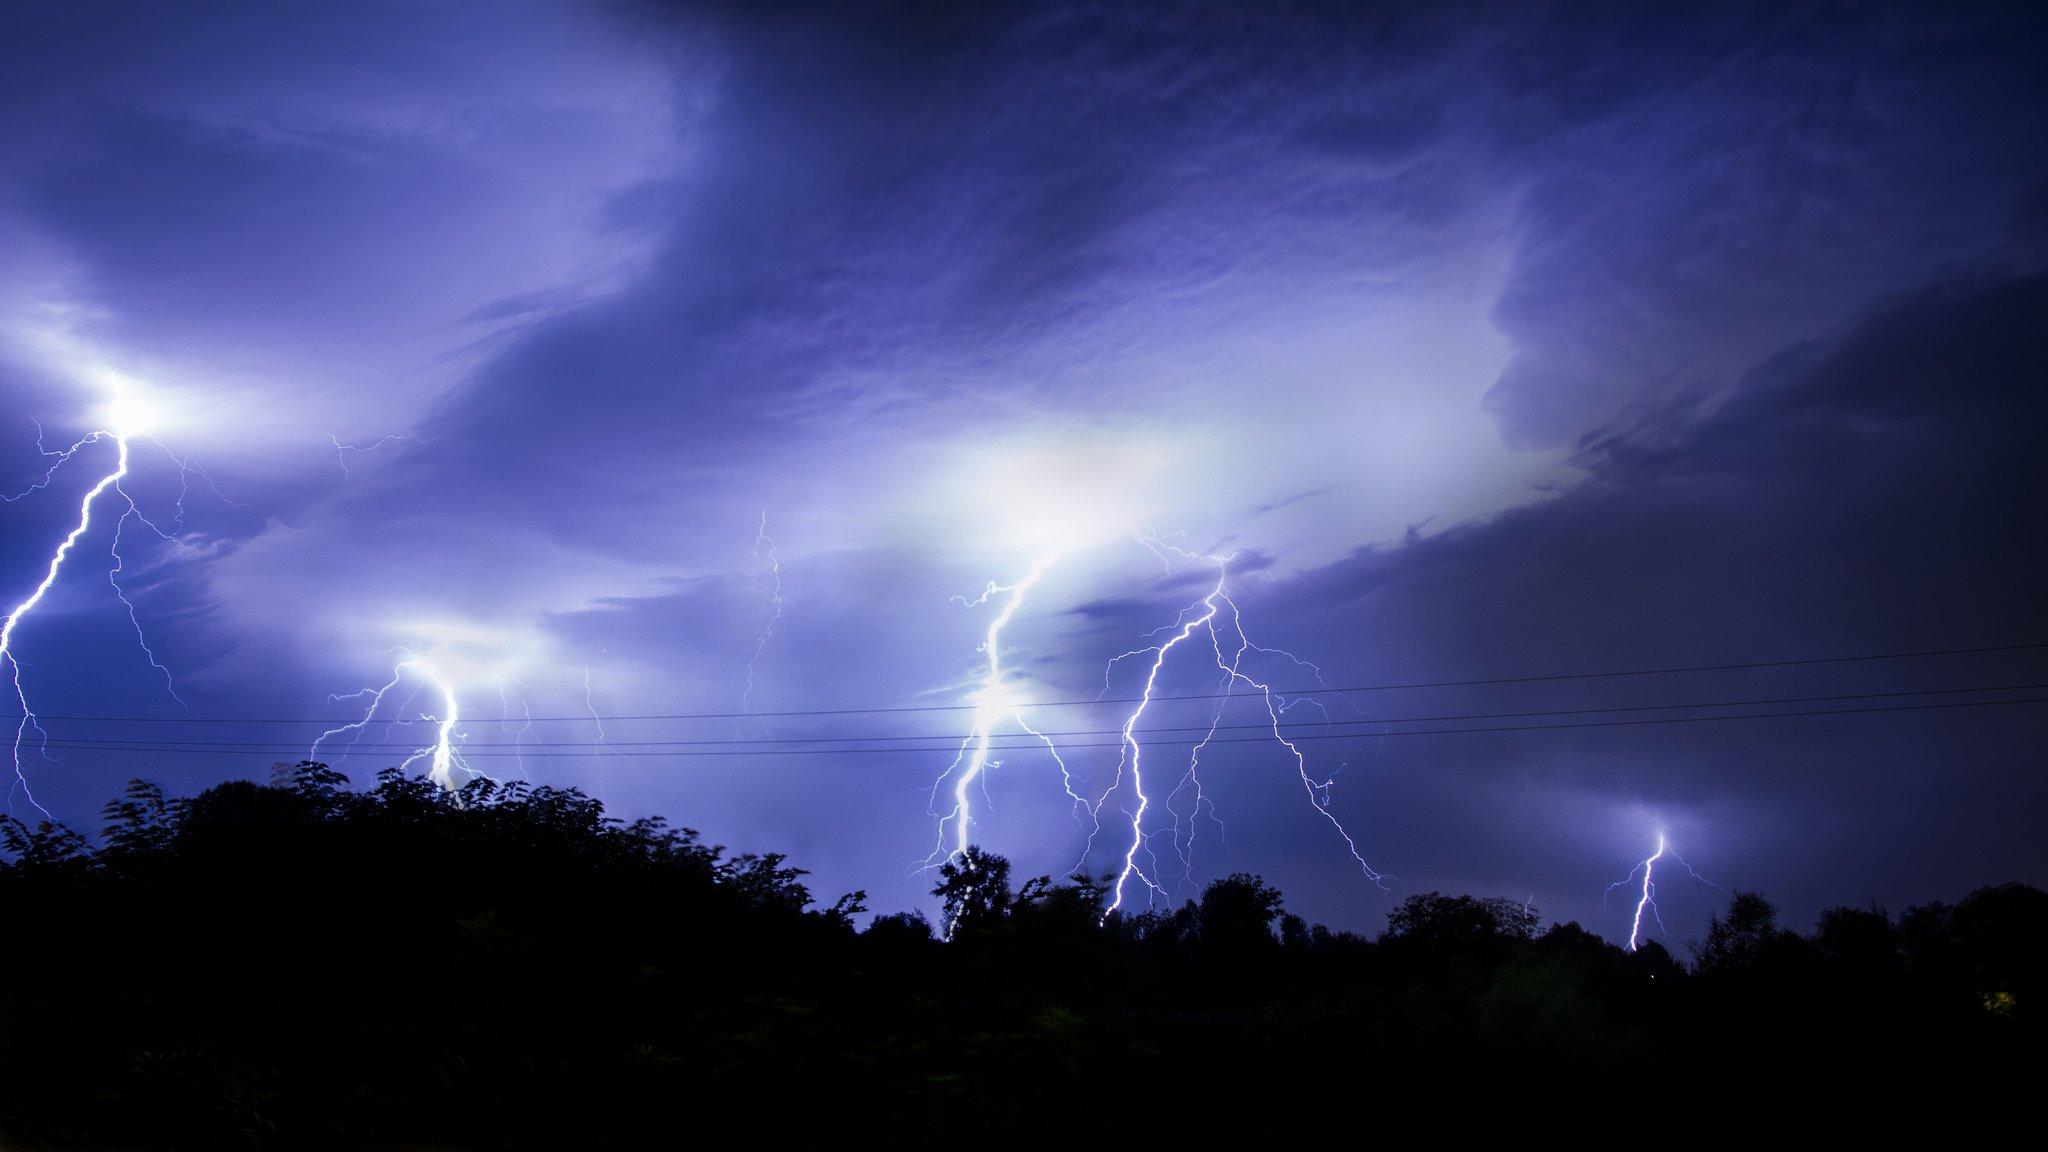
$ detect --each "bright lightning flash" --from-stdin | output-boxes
[312,623,537,791]
[311,651,475,790]
[1604,832,1726,950]
[920,441,1161,895]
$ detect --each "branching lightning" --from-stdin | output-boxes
[1605,832,1726,950]
[329,433,420,480]
[1089,537,1385,916]
[310,650,476,790]
[923,530,1384,925]
[925,555,1087,873]
[3,396,215,814]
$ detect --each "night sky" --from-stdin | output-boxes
[2,1,2043,944]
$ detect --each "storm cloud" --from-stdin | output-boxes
[1,1,2042,937]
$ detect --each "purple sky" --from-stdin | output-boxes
[1,1,2043,942]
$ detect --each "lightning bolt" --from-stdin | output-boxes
[500,675,535,781]
[1605,832,1726,950]
[311,652,475,790]
[582,663,641,800]
[922,530,1385,928]
[3,409,205,814]
[925,554,1089,878]
[328,433,419,480]
[737,510,783,738]
[1093,538,1384,917]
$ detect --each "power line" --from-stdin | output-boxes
[20,696,2046,759]
[3,641,2042,726]
[15,682,2042,752]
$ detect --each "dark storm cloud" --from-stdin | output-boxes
[1228,272,2048,926]
[1479,3,2048,446]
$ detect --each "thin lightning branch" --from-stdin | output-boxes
[3,423,106,503]
[145,438,248,534]
[108,501,188,712]
[311,667,409,764]
[584,664,639,799]
[329,433,419,480]
[500,675,535,782]
[1207,590,1386,890]
[737,511,783,738]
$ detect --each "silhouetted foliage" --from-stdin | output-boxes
[0,769,2034,1147]
[1385,891,1540,947]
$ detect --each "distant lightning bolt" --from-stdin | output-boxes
[311,653,475,790]
[737,511,783,737]
[583,663,640,800]
[1605,832,1726,950]
[500,675,535,781]
[328,433,419,480]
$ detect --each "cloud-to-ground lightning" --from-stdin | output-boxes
[926,555,1087,870]
[922,520,1384,926]
[311,650,475,790]
[1089,538,1385,916]
[2,391,212,814]
[1605,832,1727,950]
[315,618,544,793]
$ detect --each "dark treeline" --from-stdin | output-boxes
[0,763,2038,1148]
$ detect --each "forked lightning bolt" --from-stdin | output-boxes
[925,534,1384,925]
[925,555,1087,873]
[737,511,783,738]
[311,652,475,790]
[1605,832,1726,950]
[3,406,211,815]
[1092,538,1384,916]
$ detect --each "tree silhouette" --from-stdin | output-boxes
[1693,890,1783,975]
[0,773,2037,1147]
[1384,891,1539,947]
